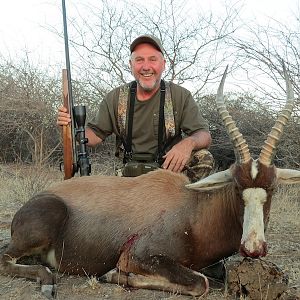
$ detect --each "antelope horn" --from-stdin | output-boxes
[258,63,295,166]
[216,66,251,164]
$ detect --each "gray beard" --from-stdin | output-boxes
[137,79,160,92]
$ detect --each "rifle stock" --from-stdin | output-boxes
[62,69,76,179]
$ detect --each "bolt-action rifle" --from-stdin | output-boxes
[61,0,91,179]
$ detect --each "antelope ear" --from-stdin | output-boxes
[185,169,233,191]
[277,168,300,185]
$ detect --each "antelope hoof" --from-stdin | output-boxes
[99,268,118,282]
[41,284,57,299]
[99,268,130,286]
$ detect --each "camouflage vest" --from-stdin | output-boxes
[116,81,175,159]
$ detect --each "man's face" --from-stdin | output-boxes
[130,43,166,92]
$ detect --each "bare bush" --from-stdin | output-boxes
[198,93,299,170]
[0,56,61,165]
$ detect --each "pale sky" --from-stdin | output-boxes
[0,0,298,71]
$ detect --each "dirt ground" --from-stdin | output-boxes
[0,166,299,300]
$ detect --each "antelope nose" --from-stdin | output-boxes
[239,241,267,258]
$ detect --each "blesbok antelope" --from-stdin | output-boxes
[1,66,300,298]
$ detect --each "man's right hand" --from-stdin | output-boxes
[57,106,71,126]
[57,106,102,147]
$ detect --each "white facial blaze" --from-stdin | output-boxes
[251,160,259,179]
[241,188,267,252]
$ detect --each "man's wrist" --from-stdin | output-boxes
[181,136,197,151]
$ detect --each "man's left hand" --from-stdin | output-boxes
[162,139,194,172]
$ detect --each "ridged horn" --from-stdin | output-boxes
[258,63,295,166]
[216,66,251,164]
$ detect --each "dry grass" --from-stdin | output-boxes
[0,164,61,220]
[271,184,299,224]
[267,184,300,291]
[0,163,299,299]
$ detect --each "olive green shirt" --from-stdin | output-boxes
[87,81,209,155]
